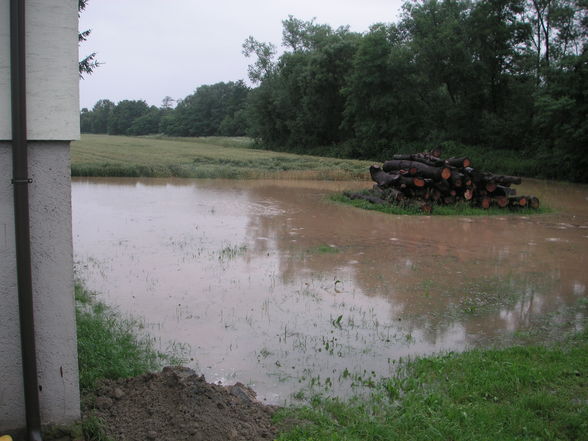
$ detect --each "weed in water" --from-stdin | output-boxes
[216,244,248,261]
[308,244,340,254]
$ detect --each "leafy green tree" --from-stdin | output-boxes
[161,81,249,136]
[242,37,277,83]
[107,100,149,135]
[79,99,114,133]
[467,0,535,148]
[532,6,588,181]
[127,106,162,136]
[245,18,359,150]
[78,0,100,77]
[80,108,93,133]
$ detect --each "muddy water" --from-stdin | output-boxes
[72,178,588,403]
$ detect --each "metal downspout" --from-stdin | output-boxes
[10,0,43,440]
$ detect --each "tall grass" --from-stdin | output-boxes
[275,330,588,441]
[71,134,371,180]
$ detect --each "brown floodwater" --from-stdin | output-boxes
[72,177,588,403]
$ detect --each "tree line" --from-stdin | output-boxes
[80,80,249,137]
[80,0,588,181]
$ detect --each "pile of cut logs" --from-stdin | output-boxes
[345,149,540,213]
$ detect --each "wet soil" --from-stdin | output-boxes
[87,367,278,441]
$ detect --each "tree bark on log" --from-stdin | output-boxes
[369,165,399,188]
[445,157,471,168]
[450,171,464,188]
[392,153,446,167]
[434,179,451,194]
[494,175,522,186]
[490,185,517,197]
[383,160,452,180]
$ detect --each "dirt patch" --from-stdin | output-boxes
[87,367,279,441]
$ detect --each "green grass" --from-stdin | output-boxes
[275,330,588,441]
[75,282,183,392]
[71,134,372,180]
[308,244,340,254]
[331,193,552,216]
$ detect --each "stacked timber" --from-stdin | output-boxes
[346,150,540,214]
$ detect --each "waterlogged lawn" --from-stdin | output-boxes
[75,276,588,440]
[275,330,588,441]
[71,134,371,180]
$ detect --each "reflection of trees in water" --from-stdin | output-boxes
[242,183,588,346]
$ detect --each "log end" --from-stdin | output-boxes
[494,196,508,208]
[441,167,452,180]
[528,196,540,209]
[485,182,497,193]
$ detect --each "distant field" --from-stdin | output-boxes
[71,134,372,180]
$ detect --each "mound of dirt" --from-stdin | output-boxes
[88,367,278,441]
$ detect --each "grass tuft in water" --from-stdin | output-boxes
[275,330,588,440]
[308,244,340,254]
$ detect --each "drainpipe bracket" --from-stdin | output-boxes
[11,178,33,184]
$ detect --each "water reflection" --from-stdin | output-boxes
[72,178,588,403]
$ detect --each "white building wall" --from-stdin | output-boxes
[0,0,80,141]
[0,143,81,431]
[0,0,81,433]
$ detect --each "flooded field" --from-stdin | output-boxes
[72,178,588,403]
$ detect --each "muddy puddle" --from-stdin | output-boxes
[72,178,588,403]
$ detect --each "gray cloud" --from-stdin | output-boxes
[79,0,403,109]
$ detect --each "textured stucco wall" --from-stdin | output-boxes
[0,0,80,140]
[0,142,80,431]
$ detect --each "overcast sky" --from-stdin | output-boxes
[79,0,405,110]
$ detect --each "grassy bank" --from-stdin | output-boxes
[75,282,184,440]
[331,193,551,216]
[71,134,371,180]
[275,330,588,440]
[75,282,181,392]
